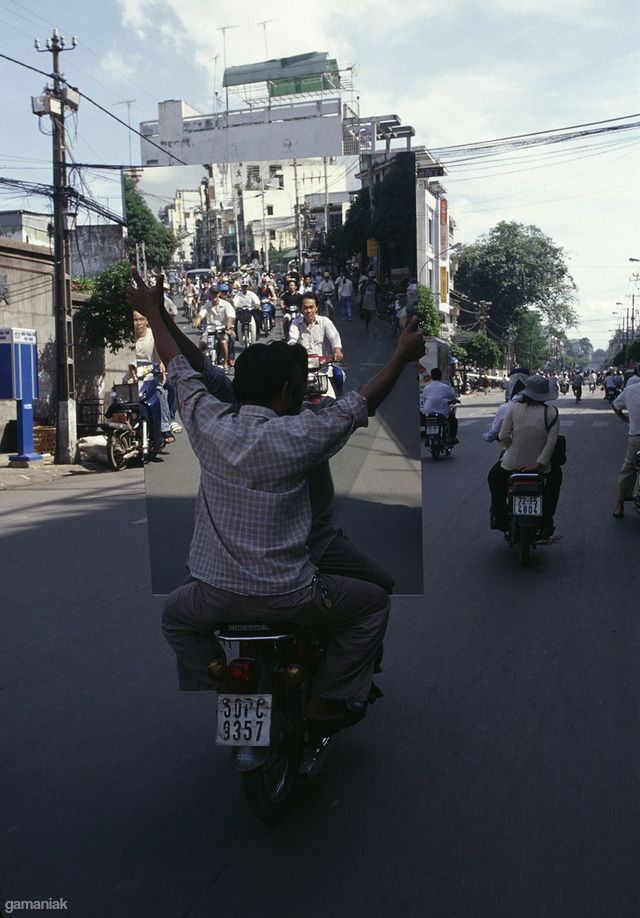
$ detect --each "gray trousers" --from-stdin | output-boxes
[163,574,389,703]
[617,434,640,503]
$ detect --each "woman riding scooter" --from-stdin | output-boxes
[488,375,562,538]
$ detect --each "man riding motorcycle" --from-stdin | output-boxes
[287,293,345,396]
[126,270,425,729]
[421,367,458,443]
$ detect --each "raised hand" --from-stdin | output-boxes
[125,268,164,320]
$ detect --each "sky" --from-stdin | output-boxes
[1,0,638,349]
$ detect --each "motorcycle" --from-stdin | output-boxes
[559,380,570,395]
[206,320,227,368]
[423,404,458,460]
[100,370,165,471]
[260,297,274,337]
[305,354,342,402]
[211,618,379,823]
[236,306,254,350]
[505,472,547,566]
[282,303,299,341]
[605,386,620,403]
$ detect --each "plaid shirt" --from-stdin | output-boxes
[168,355,368,595]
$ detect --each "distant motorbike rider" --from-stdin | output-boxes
[572,369,584,402]
[421,367,458,442]
[280,278,304,341]
[488,374,562,537]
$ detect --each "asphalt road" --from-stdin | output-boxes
[1,386,639,918]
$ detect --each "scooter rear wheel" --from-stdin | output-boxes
[107,429,134,471]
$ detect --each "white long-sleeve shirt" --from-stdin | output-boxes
[288,315,342,356]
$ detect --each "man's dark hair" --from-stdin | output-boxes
[233,341,307,404]
[430,367,442,380]
[301,292,318,306]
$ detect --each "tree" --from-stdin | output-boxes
[370,153,416,274]
[567,336,594,367]
[124,174,176,269]
[456,221,578,341]
[76,259,134,353]
[613,336,640,366]
[466,333,502,369]
[515,309,548,369]
[415,283,440,336]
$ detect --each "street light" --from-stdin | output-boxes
[629,257,640,263]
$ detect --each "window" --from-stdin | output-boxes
[427,209,434,246]
[269,165,284,188]
[246,165,261,190]
[269,229,276,240]
[266,205,274,216]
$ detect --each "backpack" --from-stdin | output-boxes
[544,406,567,466]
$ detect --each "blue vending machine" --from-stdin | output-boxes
[0,327,42,462]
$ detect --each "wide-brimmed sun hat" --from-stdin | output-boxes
[521,375,559,402]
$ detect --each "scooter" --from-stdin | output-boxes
[423,404,458,460]
[100,370,165,471]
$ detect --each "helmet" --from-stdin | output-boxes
[218,283,229,292]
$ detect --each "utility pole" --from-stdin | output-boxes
[323,156,330,241]
[34,29,77,464]
[293,159,302,267]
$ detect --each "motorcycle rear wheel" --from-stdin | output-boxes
[107,429,134,471]
[241,682,304,824]
[430,444,442,461]
[519,527,532,567]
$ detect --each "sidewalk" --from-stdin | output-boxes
[0,452,111,490]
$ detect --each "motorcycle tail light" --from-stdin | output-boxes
[226,659,259,693]
[283,663,305,686]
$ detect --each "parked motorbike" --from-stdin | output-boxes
[211,618,379,823]
[423,405,458,460]
[100,371,164,471]
[505,472,548,566]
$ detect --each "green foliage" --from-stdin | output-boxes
[613,336,640,366]
[515,310,549,369]
[341,188,371,261]
[415,283,441,336]
[567,336,594,367]
[76,260,134,353]
[456,221,578,341]
[449,341,468,360]
[466,333,502,369]
[124,174,176,270]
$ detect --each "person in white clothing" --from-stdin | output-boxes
[611,374,640,518]
[288,293,345,395]
[421,367,458,441]
[233,281,261,341]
